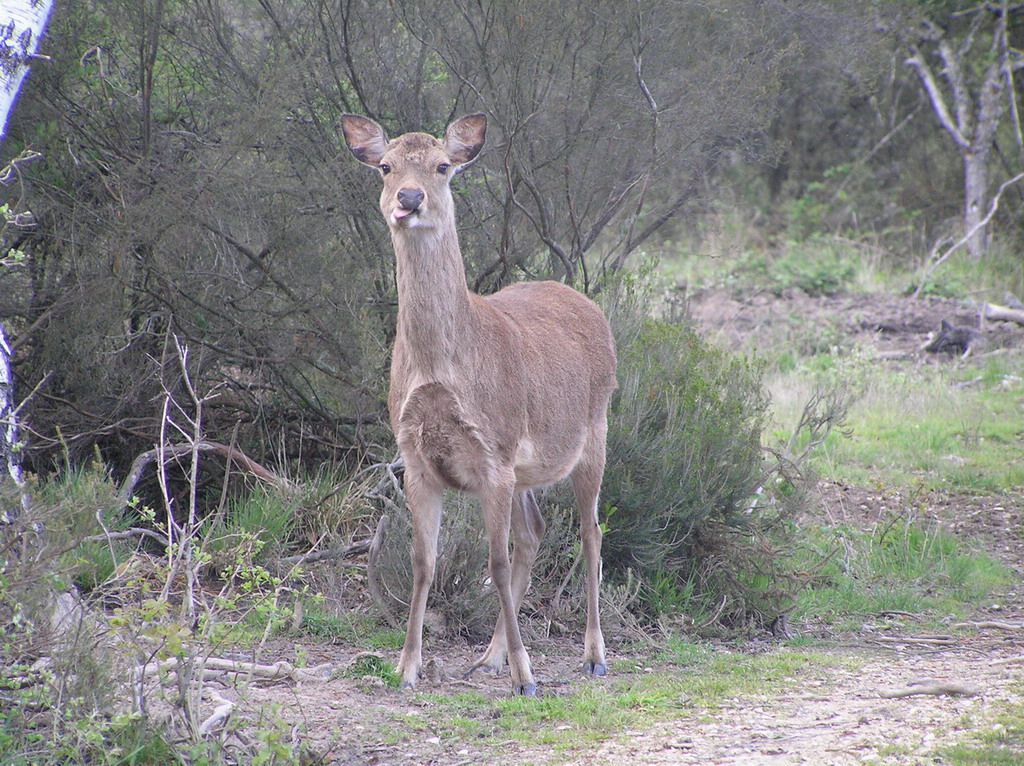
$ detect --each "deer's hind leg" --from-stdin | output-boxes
[465,489,545,678]
[571,420,608,677]
[476,479,540,695]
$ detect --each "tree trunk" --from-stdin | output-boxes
[963,148,990,260]
[0,0,55,145]
[1,323,29,522]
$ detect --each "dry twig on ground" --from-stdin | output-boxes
[879,678,980,699]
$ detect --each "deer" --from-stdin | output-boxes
[340,112,617,696]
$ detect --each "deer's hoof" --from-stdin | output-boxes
[584,661,607,677]
[399,680,416,691]
[514,682,537,696]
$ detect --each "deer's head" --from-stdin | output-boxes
[341,114,486,231]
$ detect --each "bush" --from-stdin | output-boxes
[734,238,857,296]
[0,464,306,765]
[597,269,817,629]
[602,315,768,574]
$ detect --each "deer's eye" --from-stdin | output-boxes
[437,163,450,175]
[379,163,391,175]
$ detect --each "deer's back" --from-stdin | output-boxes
[484,280,616,416]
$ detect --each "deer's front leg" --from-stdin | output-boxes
[396,470,444,690]
[482,479,536,695]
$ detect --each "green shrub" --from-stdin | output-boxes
[1,461,310,764]
[595,270,817,628]
[602,310,769,577]
[735,240,857,297]
[204,485,299,566]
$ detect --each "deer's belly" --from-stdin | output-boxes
[513,436,584,489]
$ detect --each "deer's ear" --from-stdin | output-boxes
[444,113,487,170]
[341,114,389,167]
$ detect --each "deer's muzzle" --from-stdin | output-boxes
[397,188,424,211]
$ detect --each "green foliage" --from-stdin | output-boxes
[0,461,313,765]
[735,238,858,297]
[592,268,818,628]
[792,516,1011,624]
[940,684,1024,765]
[341,653,402,689]
[204,485,298,566]
[790,352,1024,492]
[602,283,769,578]
[913,270,968,298]
[298,604,405,650]
[33,459,131,591]
[418,645,822,752]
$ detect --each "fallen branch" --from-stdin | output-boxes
[118,441,290,509]
[879,678,980,699]
[874,635,956,646]
[982,302,1024,326]
[141,656,332,685]
[991,656,1024,667]
[81,526,170,547]
[278,537,372,567]
[198,691,235,738]
[952,621,1023,631]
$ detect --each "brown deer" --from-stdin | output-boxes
[341,113,616,696]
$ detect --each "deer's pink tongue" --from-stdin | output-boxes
[394,207,415,220]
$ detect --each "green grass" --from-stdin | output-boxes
[769,348,1024,493]
[790,520,1012,627]
[656,213,1024,303]
[341,652,402,688]
[298,604,405,650]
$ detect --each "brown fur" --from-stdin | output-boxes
[341,113,616,695]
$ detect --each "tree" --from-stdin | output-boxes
[1,0,54,520]
[392,0,794,290]
[0,0,54,145]
[904,2,1024,259]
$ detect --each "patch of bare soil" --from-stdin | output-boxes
[241,606,1024,765]
[584,479,1024,766]
[589,642,1023,765]
[237,290,1023,765]
[686,288,1022,360]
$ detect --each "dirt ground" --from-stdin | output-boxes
[684,287,1022,361]
[243,291,1024,765]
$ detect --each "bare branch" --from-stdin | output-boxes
[913,171,1024,297]
[879,679,980,699]
[905,47,970,149]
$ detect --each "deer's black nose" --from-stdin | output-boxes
[397,188,424,211]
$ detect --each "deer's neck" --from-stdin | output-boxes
[391,224,474,375]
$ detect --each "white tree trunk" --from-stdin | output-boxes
[0,0,55,146]
[1,0,53,518]
[963,149,990,260]
[905,7,1023,261]
[1,322,29,522]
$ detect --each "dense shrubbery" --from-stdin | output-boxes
[597,274,809,628]
[603,315,768,574]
